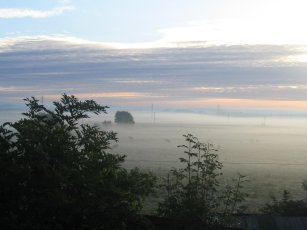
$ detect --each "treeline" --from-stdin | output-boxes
[0,94,306,230]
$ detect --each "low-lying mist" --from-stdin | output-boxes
[98,112,307,212]
[2,109,307,212]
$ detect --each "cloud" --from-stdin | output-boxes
[0,86,37,93]
[44,92,165,101]
[2,36,307,112]
[0,6,75,19]
[157,18,307,45]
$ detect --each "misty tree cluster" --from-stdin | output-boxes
[115,111,135,124]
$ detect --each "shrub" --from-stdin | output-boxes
[158,134,247,228]
[0,94,155,229]
[261,189,307,215]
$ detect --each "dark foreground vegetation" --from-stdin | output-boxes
[157,134,248,228]
[0,94,307,229]
[0,94,155,229]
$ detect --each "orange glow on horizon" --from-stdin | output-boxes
[124,98,307,111]
[38,93,307,111]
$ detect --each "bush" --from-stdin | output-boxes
[261,189,307,215]
[115,111,135,124]
[0,94,155,229]
[158,134,248,228]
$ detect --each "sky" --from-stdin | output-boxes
[1,42,307,114]
[2,0,307,114]
[2,0,307,45]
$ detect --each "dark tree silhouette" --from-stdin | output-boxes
[115,111,135,124]
[262,189,307,215]
[0,94,155,229]
[158,134,248,228]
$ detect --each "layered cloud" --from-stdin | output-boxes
[0,6,75,19]
[157,19,307,45]
[157,0,307,45]
[1,36,307,113]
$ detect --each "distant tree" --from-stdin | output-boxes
[0,94,155,229]
[115,111,135,124]
[158,134,248,229]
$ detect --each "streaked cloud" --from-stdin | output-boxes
[0,6,75,19]
[145,98,307,111]
[44,92,165,100]
[2,37,307,112]
[0,86,39,92]
[192,85,307,93]
[113,80,164,85]
[68,92,157,99]
[287,53,307,63]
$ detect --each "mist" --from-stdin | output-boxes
[94,113,307,211]
[2,38,307,214]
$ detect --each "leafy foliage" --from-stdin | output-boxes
[261,188,307,215]
[115,111,135,124]
[0,94,155,229]
[158,134,247,228]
